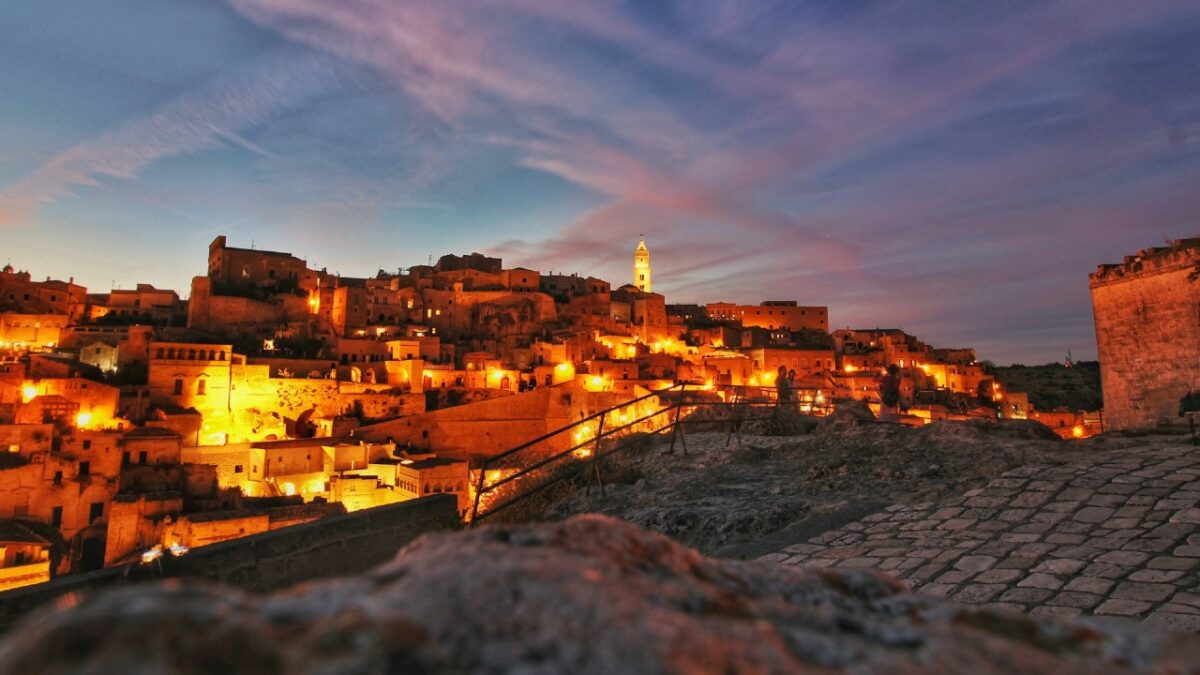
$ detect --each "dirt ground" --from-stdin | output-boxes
[547,410,1144,559]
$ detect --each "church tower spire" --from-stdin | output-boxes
[633,235,651,293]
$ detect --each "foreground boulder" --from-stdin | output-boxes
[0,515,1195,674]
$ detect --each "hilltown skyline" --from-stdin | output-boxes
[2,234,1105,368]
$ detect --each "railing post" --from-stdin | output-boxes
[666,383,687,455]
[470,460,488,527]
[587,411,606,496]
[725,386,743,447]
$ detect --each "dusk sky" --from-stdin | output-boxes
[2,1,1199,364]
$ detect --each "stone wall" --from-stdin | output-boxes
[1089,238,1200,430]
[0,493,458,633]
[268,379,340,419]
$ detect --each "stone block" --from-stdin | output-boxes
[1009,492,1054,508]
[1032,558,1086,576]
[1127,569,1184,583]
[1086,494,1126,507]
[1073,507,1115,523]
[1145,611,1200,632]
[1048,592,1102,610]
[1148,522,1196,539]
[1095,550,1149,566]
[997,533,1040,543]
[1121,538,1174,553]
[1094,599,1152,616]
[1063,577,1114,595]
[954,584,1006,604]
[1080,563,1129,579]
[1030,606,1082,620]
[938,518,977,531]
[1169,592,1200,609]
[1146,556,1195,571]
[1111,581,1175,603]
[974,568,1023,584]
[917,583,957,598]
[1017,573,1063,590]
[935,571,975,585]
[953,556,998,573]
[999,587,1053,604]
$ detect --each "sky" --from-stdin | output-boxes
[2,1,1199,365]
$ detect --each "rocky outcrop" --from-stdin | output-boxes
[0,515,1195,674]
[551,421,1075,556]
[816,400,877,433]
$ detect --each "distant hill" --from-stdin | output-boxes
[993,361,1102,412]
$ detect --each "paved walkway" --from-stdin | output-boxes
[760,443,1200,631]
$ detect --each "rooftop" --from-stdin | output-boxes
[405,457,466,470]
[0,521,51,546]
[251,436,357,450]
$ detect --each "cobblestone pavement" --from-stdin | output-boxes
[760,443,1200,631]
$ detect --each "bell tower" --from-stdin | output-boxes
[633,235,651,293]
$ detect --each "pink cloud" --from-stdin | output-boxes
[0,50,339,227]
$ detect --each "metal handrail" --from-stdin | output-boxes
[469,383,685,524]
[468,383,825,525]
[481,383,684,465]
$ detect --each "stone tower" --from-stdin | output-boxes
[1089,237,1200,430]
[633,236,651,293]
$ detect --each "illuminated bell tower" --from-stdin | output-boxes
[633,235,652,292]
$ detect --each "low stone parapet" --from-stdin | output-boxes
[0,493,459,633]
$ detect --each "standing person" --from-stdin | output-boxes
[878,364,901,422]
[775,365,792,404]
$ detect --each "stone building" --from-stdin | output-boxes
[707,301,829,333]
[206,236,308,290]
[0,264,87,322]
[0,313,69,349]
[0,521,52,590]
[634,236,652,293]
[1089,237,1200,430]
[85,284,184,325]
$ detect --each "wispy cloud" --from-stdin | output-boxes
[0,49,341,226]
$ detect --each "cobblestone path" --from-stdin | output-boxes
[760,444,1200,631]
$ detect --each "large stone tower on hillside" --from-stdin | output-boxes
[633,236,652,293]
[1089,237,1200,430]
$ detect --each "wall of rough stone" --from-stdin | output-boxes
[266,379,340,419]
[336,391,424,419]
[1089,238,1200,430]
[0,493,459,633]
